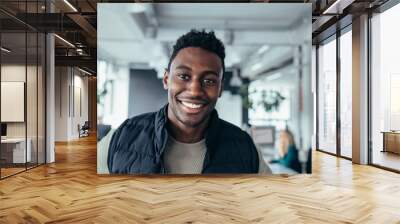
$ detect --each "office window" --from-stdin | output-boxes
[340,29,352,158]
[371,3,400,171]
[317,37,337,154]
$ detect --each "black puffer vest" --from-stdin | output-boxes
[107,105,259,174]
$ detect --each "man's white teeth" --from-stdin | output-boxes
[181,101,202,109]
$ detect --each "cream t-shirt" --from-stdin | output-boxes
[163,137,207,174]
[162,136,272,174]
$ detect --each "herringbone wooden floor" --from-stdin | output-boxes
[1,135,400,223]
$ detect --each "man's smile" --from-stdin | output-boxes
[177,98,208,114]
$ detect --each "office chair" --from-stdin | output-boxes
[79,121,90,138]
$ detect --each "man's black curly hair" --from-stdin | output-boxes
[167,29,226,74]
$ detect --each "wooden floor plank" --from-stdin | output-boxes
[0,135,400,223]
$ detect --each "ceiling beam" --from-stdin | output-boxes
[322,0,355,14]
[13,13,82,32]
[55,55,96,72]
[67,13,97,39]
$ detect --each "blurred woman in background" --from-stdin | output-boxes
[270,129,302,173]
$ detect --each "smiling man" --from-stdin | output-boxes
[107,29,271,174]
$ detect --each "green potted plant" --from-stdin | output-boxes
[239,84,286,112]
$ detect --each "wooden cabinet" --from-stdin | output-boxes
[382,132,400,154]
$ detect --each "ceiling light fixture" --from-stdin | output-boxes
[78,67,92,76]
[54,34,75,48]
[257,45,270,55]
[1,47,11,53]
[266,72,282,81]
[63,0,78,12]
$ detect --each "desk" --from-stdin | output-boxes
[1,138,31,163]
[382,131,400,155]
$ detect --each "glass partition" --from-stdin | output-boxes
[0,1,46,179]
[26,0,44,169]
[1,30,28,178]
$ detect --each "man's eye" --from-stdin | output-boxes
[203,79,216,86]
[177,74,190,80]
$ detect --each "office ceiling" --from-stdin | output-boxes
[98,3,310,80]
[0,0,389,78]
[0,0,98,73]
[311,0,389,43]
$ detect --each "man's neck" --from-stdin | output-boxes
[167,120,208,143]
[165,104,213,143]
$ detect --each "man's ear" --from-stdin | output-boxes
[163,69,169,90]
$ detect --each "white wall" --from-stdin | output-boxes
[71,74,89,138]
[216,91,242,128]
[1,65,37,137]
[55,67,89,141]
[1,65,26,133]
[97,61,130,129]
[1,63,47,164]
[1,64,26,81]
[55,67,68,141]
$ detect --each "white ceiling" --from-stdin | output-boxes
[154,4,306,30]
[98,3,311,81]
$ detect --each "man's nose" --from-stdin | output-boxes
[187,80,203,97]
